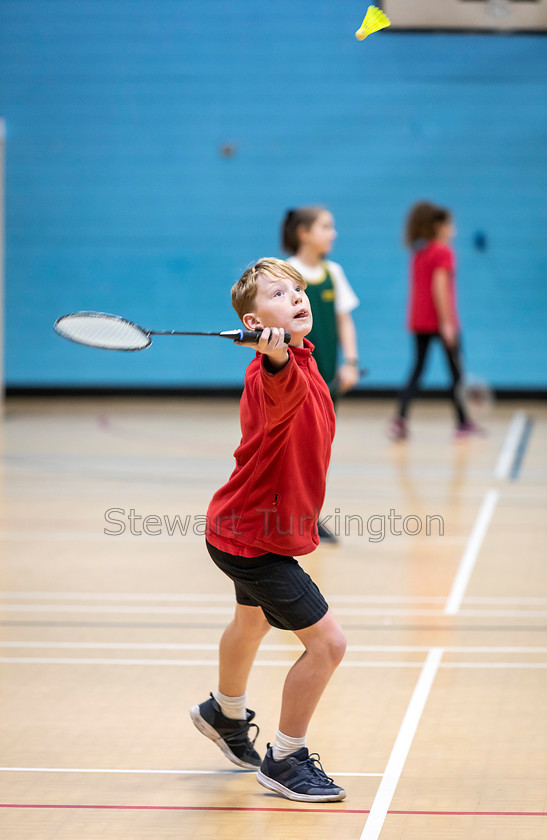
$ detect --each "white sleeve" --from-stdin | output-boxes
[327,262,360,315]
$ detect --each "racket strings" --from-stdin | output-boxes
[56,315,150,350]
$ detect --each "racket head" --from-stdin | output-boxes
[54,312,151,351]
[462,375,495,420]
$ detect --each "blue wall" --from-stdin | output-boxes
[1,1,546,388]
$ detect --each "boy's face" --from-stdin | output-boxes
[242,272,312,347]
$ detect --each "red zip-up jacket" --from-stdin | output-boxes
[206,339,336,557]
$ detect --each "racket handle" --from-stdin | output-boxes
[238,330,291,345]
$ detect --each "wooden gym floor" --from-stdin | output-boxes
[0,396,546,839]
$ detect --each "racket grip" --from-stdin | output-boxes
[238,330,291,345]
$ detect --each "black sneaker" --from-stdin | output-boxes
[190,693,261,770]
[256,744,346,802]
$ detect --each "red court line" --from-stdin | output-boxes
[1,804,546,816]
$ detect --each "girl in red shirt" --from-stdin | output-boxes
[389,201,482,440]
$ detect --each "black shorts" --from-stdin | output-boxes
[206,540,329,631]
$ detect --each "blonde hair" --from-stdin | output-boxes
[231,257,306,320]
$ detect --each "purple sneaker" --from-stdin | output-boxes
[387,417,408,442]
[454,421,487,440]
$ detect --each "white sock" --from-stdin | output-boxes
[272,729,306,761]
[213,690,247,720]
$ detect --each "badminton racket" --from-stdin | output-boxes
[461,374,495,421]
[54,312,291,351]
[327,366,369,394]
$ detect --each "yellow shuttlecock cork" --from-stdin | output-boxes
[355,5,391,40]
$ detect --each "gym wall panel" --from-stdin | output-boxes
[0,0,545,388]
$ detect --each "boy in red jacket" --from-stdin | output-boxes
[190,258,347,802]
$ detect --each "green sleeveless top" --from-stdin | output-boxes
[305,264,338,389]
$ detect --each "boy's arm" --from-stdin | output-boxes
[256,327,289,373]
[336,312,359,393]
[238,327,308,428]
[237,327,289,372]
[432,268,457,348]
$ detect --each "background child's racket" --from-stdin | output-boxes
[54,312,291,351]
[327,366,369,397]
[461,374,495,421]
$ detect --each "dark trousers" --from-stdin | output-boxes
[397,333,469,424]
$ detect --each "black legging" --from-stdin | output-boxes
[397,333,469,424]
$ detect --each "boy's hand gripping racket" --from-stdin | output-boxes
[54,312,291,351]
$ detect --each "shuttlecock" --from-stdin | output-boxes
[355,5,391,40]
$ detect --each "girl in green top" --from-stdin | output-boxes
[282,207,361,543]
[281,207,360,400]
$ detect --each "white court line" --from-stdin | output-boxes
[0,525,462,546]
[3,591,547,605]
[440,662,547,669]
[360,648,443,840]
[494,410,528,480]
[0,532,203,543]
[444,489,499,616]
[464,596,547,605]
[0,592,445,603]
[0,592,236,602]
[0,766,381,777]
[3,603,546,617]
[0,604,237,615]
[1,656,545,668]
[1,642,547,654]
[0,531,464,544]
[0,657,424,667]
[445,411,532,616]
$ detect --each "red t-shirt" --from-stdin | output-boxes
[206,340,336,557]
[407,241,460,333]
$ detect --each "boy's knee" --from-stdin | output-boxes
[327,631,347,666]
[258,616,272,637]
[313,627,346,666]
